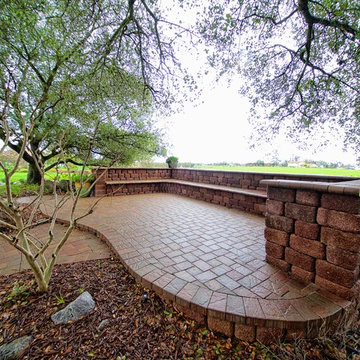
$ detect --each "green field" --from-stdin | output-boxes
[195,165,360,177]
[1,166,359,185]
[0,171,62,183]
[0,168,89,183]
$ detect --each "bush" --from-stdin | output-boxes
[71,173,95,182]
[166,156,178,169]
[0,183,38,197]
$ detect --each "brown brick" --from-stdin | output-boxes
[254,203,266,215]
[268,187,295,202]
[266,255,290,272]
[265,215,294,233]
[285,203,316,223]
[326,246,360,271]
[286,328,307,340]
[315,276,356,301]
[266,199,284,215]
[321,227,360,253]
[317,208,360,232]
[321,193,360,214]
[316,260,358,288]
[256,327,284,344]
[264,228,289,246]
[290,235,325,259]
[207,316,233,337]
[291,265,314,283]
[296,190,320,206]
[174,304,206,324]
[234,323,256,342]
[285,248,315,272]
[265,241,284,259]
[295,221,319,240]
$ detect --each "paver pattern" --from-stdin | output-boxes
[0,223,111,276]
[40,193,349,336]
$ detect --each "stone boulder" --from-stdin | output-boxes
[0,336,32,360]
[51,291,95,325]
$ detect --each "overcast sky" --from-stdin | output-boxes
[155,2,358,166]
[158,84,358,165]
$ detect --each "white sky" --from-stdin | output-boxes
[157,84,358,165]
[154,2,358,166]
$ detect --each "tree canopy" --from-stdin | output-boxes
[199,0,360,159]
[0,0,185,183]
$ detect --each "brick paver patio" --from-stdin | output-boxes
[40,193,350,340]
[0,223,112,276]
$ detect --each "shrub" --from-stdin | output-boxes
[71,173,95,183]
[166,156,178,169]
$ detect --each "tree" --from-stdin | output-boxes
[0,85,112,292]
[0,0,186,183]
[0,0,191,292]
[199,1,360,158]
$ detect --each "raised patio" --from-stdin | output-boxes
[42,193,352,343]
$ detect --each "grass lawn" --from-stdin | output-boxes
[0,168,89,183]
[196,165,360,177]
[0,170,28,182]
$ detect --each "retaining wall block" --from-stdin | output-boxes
[268,187,296,202]
[285,203,317,223]
[296,190,320,206]
[317,208,360,232]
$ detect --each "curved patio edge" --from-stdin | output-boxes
[54,216,353,343]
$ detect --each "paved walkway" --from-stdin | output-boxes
[0,223,111,276]
[41,193,349,341]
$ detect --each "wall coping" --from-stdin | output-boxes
[94,167,170,170]
[96,167,360,181]
[260,179,360,196]
[176,168,360,181]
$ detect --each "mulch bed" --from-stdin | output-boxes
[0,257,359,360]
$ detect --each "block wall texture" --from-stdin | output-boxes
[94,168,354,197]
[93,168,171,196]
[172,169,351,190]
[265,187,360,300]
[161,183,266,215]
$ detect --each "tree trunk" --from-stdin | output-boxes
[27,162,42,184]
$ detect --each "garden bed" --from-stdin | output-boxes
[1,258,359,359]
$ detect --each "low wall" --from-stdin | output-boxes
[161,182,266,214]
[93,168,171,196]
[93,167,358,197]
[262,179,360,300]
[172,168,355,190]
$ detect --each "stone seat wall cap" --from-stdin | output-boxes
[260,179,360,196]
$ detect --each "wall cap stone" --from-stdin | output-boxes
[97,167,360,182]
[261,179,360,196]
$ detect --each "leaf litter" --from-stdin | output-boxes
[0,258,359,359]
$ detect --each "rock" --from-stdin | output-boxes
[97,318,110,331]
[57,180,69,192]
[38,180,54,194]
[51,291,95,325]
[0,336,32,360]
